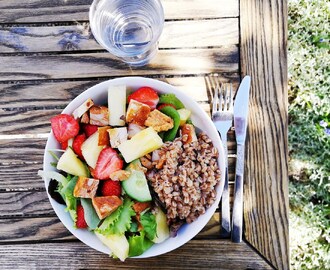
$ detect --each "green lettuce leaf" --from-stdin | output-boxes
[97,196,135,235]
[61,176,78,223]
[128,231,154,257]
[140,211,157,241]
[80,198,101,230]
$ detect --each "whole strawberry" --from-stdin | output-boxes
[76,205,88,229]
[101,180,122,197]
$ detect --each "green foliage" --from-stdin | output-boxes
[140,211,157,241]
[288,0,330,268]
[97,197,136,236]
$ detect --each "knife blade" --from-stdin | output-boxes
[232,75,251,243]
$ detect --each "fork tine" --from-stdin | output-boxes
[212,80,219,114]
[219,84,224,111]
[224,83,229,111]
[229,83,234,110]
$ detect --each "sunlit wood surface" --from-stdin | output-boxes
[0,0,288,269]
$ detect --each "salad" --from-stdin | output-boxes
[39,85,202,261]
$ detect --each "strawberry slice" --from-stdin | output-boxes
[101,180,122,197]
[127,87,159,109]
[51,114,79,143]
[60,141,68,150]
[72,133,86,159]
[94,147,124,180]
[76,204,88,229]
[82,124,98,137]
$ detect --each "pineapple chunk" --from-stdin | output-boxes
[118,127,163,163]
[81,132,104,169]
[152,207,170,243]
[108,127,127,148]
[57,148,88,177]
[108,84,126,126]
[177,108,192,126]
[95,232,129,262]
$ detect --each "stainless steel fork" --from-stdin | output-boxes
[211,78,233,238]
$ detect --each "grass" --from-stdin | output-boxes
[288,0,330,269]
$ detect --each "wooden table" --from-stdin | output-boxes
[0,1,288,269]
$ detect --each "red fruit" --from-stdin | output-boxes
[76,205,88,229]
[101,180,122,197]
[157,103,176,111]
[72,133,86,159]
[51,114,79,143]
[60,141,68,150]
[82,124,98,137]
[127,87,159,109]
[94,147,124,180]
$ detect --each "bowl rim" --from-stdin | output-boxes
[43,76,225,258]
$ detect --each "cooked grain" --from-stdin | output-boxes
[147,132,221,226]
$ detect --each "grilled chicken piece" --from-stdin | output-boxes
[108,127,127,148]
[73,176,99,198]
[90,105,109,126]
[126,99,151,126]
[92,196,123,219]
[72,98,94,119]
[145,109,174,132]
[98,126,111,146]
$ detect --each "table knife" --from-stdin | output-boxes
[232,76,251,243]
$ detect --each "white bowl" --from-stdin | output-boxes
[43,76,225,258]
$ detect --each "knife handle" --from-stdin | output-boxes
[232,174,243,242]
[232,144,245,243]
[220,167,231,238]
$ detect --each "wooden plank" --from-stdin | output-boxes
[0,76,240,109]
[0,139,46,164]
[0,75,241,134]
[0,19,238,53]
[240,0,289,269]
[0,190,53,217]
[0,0,238,23]
[0,216,74,242]
[0,162,44,190]
[0,213,222,243]
[0,47,239,81]
[0,240,272,269]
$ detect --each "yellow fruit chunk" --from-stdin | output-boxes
[81,132,104,169]
[118,127,163,163]
[95,232,129,261]
[56,148,88,177]
[152,207,170,243]
[177,108,191,126]
[108,84,126,126]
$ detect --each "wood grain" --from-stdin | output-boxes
[240,0,289,269]
[0,19,238,53]
[0,0,238,23]
[0,240,272,269]
[0,216,74,242]
[0,47,239,81]
[0,190,53,217]
[0,76,240,109]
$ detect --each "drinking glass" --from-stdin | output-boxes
[89,0,164,66]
